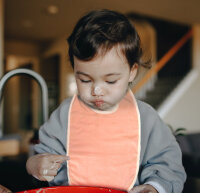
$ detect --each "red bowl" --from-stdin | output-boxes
[16,186,126,193]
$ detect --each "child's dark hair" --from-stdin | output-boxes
[67,9,147,69]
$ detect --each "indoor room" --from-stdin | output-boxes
[0,0,200,192]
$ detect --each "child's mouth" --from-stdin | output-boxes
[94,100,104,107]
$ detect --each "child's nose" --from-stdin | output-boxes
[91,86,104,96]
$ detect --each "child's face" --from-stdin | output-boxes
[74,46,137,111]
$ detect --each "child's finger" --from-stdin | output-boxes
[38,168,57,181]
[49,161,57,170]
[129,185,145,193]
[49,154,70,163]
[129,185,158,193]
[42,168,57,176]
[0,185,12,193]
[43,176,55,182]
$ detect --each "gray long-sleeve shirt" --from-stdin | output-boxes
[34,97,186,193]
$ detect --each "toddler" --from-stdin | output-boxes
[26,9,186,193]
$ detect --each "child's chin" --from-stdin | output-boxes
[95,104,115,112]
[92,104,105,111]
[91,103,107,111]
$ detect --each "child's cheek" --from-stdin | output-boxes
[79,87,91,100]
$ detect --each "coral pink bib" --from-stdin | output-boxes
[67,90,140,191]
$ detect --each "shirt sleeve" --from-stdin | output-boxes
[145,181,166,193]
[35,111,64,155]
[33,98,72,186]
[137,101,186,193]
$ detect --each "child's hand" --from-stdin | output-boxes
[0,184,12,193]
[129,184,158,193]
[26,153,70,182]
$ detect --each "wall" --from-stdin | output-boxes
[161,71,200,133]
[0,0,4,137]
[5,40,40,57]
[43,36,74,101]
[0,0,4,76]
[193,25,200,71]
[161,25,200,134]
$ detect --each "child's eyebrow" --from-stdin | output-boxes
[105,73,121,77]
[76,71,121,77]
[76,71,90,77]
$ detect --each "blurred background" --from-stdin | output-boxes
[0,0,200,192]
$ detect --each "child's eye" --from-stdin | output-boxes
[106,80,117,84]
[80,79,91,83]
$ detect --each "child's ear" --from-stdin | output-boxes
[129,63,138,82]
